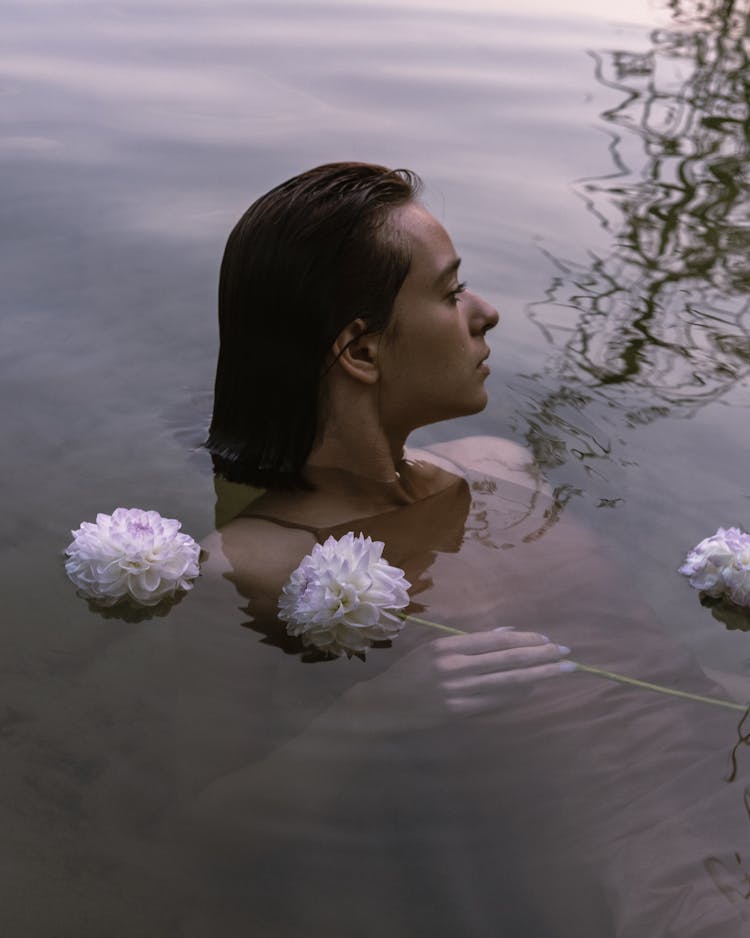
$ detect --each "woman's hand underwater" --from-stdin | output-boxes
[431,627,575,716]
[344,627,575,730]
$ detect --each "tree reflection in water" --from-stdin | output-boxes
[515,0,750,484]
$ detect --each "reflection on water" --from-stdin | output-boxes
[518,0,750,475]
[728,703,750,780]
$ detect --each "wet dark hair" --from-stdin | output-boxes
[205,161,422,488]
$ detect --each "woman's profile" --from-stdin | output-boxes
[191,162,750,937]
[203,161,570,692]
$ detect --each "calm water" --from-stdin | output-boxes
[3,0,750,934]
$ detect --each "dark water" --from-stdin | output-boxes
[3,0,750,934]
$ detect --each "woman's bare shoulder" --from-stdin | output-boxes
[409,435,549,492]
[201,516,317,610]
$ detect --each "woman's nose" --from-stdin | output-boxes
[467,291,500,334]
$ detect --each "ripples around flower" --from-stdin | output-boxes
[64,507,201,607]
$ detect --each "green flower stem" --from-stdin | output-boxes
[404,612,466,635]
[571,661,747,713]
[400,612,748,713]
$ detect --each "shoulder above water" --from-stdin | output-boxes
[411,435,549,494]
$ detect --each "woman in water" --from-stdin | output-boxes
[194,162,750,937]
[204,161,572,706]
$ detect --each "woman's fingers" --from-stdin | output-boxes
[438,641,572,682]
[444,661,576,716]
[442,658,575,693]
[433,628,572,678]
[433,628,551,656]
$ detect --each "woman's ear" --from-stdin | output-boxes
[330,318,380,384]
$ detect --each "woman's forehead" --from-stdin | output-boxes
[395,203,459,285]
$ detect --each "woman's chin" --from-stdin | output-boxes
[450,397,489,422]
[468,389,490,414]
[416,391,490,429]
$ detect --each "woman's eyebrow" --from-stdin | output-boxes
[433,257,462,287]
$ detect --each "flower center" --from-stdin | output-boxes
[127,520,153,537]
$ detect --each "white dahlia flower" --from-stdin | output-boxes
[64,508,201,607]
[278,531,411,656]
[680,526,750,606]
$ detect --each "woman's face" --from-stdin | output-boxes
[378,203,499,435]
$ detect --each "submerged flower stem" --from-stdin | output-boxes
[401,613,748,713]
[571,661,748,713]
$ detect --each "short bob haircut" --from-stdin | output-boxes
[206,161,422,489]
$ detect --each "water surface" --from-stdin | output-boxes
[3,0,750,934]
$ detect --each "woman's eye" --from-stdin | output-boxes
[448,281,467,305]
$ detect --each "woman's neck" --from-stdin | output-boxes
[302,383,450,509]
[302,460,422,510]
[243,444,460,532]
[305,423,407,487]
[304,438,453,512]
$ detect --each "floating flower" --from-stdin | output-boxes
[680,526,750,607]
[64,508,201,607]
[278,531,411,656]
